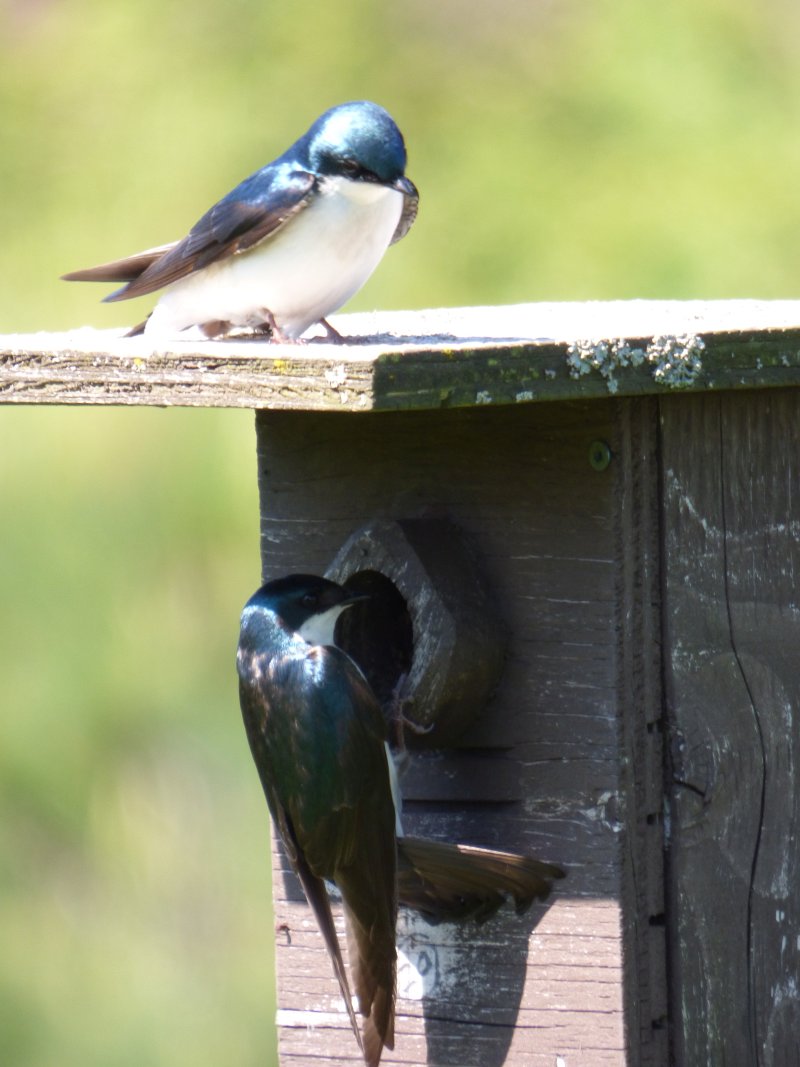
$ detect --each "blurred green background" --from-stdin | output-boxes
[2,1,800,1064]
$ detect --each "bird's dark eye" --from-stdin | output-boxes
[341,158,361,178]
[301,593,317,608]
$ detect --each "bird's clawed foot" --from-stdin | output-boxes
[385,673,432,763]
[196,313,343,344]
[255,309,301,344]
[319,317,347,343]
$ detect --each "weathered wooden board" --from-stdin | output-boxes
[661,388,800,1065]
[4,300,800,409]
[254,399,666,1065]
[614,399,668,1066]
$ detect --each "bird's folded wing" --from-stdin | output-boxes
[62,165,318,302]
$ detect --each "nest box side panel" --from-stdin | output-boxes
[661,389,800,1065]
[253,401,644,1067]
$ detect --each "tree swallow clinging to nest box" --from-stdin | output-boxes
[236,574,564,1067]
[62,101,418,342]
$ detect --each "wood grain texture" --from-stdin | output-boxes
[254,399,663,1065]
[4,300,800,409]
[661,388,800,1065]
[614,399,668,1065]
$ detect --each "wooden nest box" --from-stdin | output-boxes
[4,299,800,1066]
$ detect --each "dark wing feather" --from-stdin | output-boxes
[397,837,564,923]
[63,164,318,303]
[239,643,396,1065]
[289,833,364,1052]
[274,648,397,1063]
[238,649,365,1048]
[61,243,179,284]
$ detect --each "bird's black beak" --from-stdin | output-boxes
[391,175,418,199]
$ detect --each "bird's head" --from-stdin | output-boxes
[244,573,366,647]
[306,100,417,199]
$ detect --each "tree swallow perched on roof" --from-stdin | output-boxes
[62,101,418,342]
[236,574,564,1066]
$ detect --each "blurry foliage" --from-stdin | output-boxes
[0,408,271,1067]
[2,0,800,1064]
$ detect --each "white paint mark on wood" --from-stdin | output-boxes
[581,791,623,833]
[396,915,462,1000]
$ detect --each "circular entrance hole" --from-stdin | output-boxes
[335,569,414,707]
